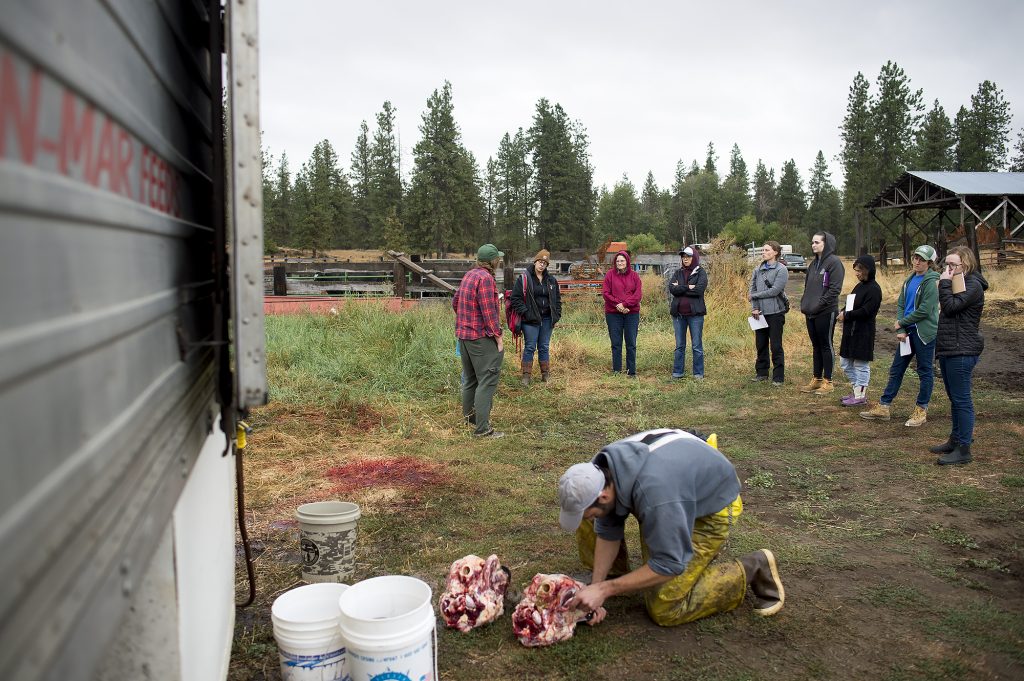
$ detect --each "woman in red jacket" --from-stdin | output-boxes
[602,251,643,376]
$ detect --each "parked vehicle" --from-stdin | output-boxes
[782,253,808,272]
[0,3,264,680]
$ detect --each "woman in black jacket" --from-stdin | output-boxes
[932,246,988,466]
[837,255,882,406]
[510,249,562,386]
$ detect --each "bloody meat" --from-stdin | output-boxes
[511,573,589,647]
[438,554,510,632]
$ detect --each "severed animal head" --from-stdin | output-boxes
[511,573,588,647]
[438,554,511,632]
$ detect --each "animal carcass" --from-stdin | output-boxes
[511,573,589,647]
[438,554,510,632]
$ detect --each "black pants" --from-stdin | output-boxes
[754,313,786,381]
[805,311,837,380]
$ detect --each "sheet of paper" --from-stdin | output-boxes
[845,293,855,312]
[951,272,966,294]
[748,315,769,330]
[899,337,912,356]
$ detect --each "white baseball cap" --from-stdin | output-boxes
[558,463,605,531]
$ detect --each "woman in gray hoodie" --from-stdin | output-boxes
[799,232,845,395]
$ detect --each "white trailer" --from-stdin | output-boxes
[0,2,265,679]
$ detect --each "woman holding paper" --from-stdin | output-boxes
[932,246,988,465]
[837,255,882,405]
[748,241,789,385]
[860,245,940,426]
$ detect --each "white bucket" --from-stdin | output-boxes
[272,583,351,681]
[338,576,437,681]
[297,501,361,583]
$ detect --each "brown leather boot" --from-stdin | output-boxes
[739,549,785,616]
[539,361,550,382]
[799,377,823,393]
[521,359,533,387]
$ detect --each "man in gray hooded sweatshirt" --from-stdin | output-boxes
[799,231,845,394]
[559,429,785,626]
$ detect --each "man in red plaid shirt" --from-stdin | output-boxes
[453,243,506,437]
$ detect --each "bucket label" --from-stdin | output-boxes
[301,538,320,565]
[300,526,357,580]
[279,646,350,681]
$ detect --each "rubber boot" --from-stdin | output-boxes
[929,436,956,454]
[937,444,972,466]
[521,359,533,387]
[738,549,785,617]
[539,361,550,382]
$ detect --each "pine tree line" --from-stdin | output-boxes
[262,65,1020,257]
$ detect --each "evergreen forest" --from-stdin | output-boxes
[261,64,1024,259]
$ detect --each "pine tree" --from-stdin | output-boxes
[261,145,279,250]
[721,143,751,225]
[264,151,293,247]
[871,61,923,192]
[752,160,777,224]
[805,151,843,247]
[494,129,533,260]
[483,156,499,243]
[382,206,408,253]
[912,100,954,170]
[368,101,403,248]
[595,175,641,239]
[639,171,667,243]
[350,120,372,247]
[292,140,352,256]
[668,160,690,246]
[1009,128,1024,172]
[956,80,1013,171]
[776,159,806,231]
[840,71,876,253]
[690,143,722,240]
[405,82,484,256]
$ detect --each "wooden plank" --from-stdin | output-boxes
[386,250,456,293]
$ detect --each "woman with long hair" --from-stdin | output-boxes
[799,232,845,395]
[748,241,788,385]
[932,246,987,465]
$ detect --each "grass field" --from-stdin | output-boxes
[231,258,1024,681]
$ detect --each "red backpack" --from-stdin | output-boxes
[504,274,525,351]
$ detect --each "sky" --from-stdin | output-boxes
[257,0,1024,195]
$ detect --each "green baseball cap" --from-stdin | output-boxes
[913,245,936,262]
[477,243,504,261]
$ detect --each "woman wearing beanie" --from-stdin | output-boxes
[747,241,789,385]
[602,251,643,376]
[669,246,709,379]
[861,244,940,427]
[932,246,987,465]
[837,254,882,406]
[510,249,562,386]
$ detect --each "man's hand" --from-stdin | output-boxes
[496,335,503,353]
[584,606,607,626]
[570,582,610,614]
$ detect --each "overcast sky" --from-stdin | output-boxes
[258,0,1024,194]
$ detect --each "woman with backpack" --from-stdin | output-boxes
[748,241,789,385]
[510,249,562,386]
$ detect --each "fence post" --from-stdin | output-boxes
[393,261,406,298]
[273,264,287,296]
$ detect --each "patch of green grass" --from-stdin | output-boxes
[963,557,1010,573]
[929,600,1024,662]
[928,525,979,550]
[1001,475,1024,488]
[860,582,925,609]
[883,658,972,681]
[744,470,776,489]
[925,485,991,511]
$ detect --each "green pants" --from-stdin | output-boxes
[459,337,504,435]
[575,495,746,626]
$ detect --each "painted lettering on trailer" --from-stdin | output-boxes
[1,49,184,217]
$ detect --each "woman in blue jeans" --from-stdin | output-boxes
[602,251,643,376]
[932,246,987,465]
[510,249,562,386]
[668,246,708,379]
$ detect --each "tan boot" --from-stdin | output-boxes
[905,405,928,427]
[860,403,891,420]
[521,359,533,387]
[799,377,823,393]
[539,360,550,382]
[813,379,835,395]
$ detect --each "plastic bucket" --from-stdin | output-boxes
[338,576,437,681]
[297,501,361,583]
[272,583,351,681]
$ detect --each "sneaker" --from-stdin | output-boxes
[799,378,823,393]
[905,406,928,427]
[813,379,835,395]
[671,373,684,379]
[860,403,891,420]
[771,380,784,387]
[474,429,505,438]
[840,393,855,402]
[841,395,867,406]
[693,375,704,381]
[751,376,768,383]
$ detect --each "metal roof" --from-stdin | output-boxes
[906,171,1024,195]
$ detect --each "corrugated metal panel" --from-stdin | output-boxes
[908,171,1024,195]
[0,1,223,678]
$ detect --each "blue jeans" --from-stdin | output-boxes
[939,354,979,445]
[879,330,935,408]
[839,356,870,387]
[672,315,705,377]
[521,316,553,363]
[606,313,640,374]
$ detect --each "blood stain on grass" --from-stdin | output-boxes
[326,457,447,495]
